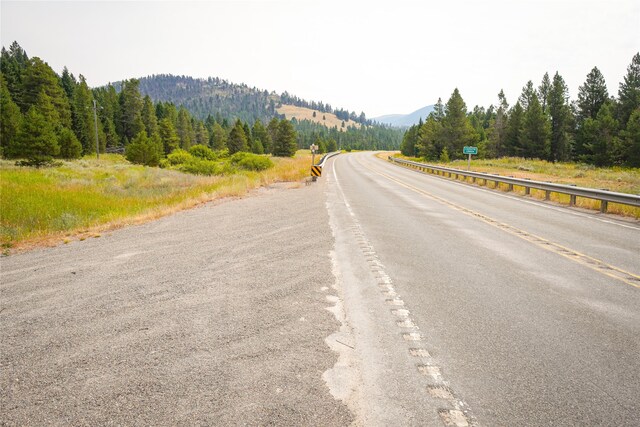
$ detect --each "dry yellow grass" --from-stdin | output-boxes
[277,104,361,130]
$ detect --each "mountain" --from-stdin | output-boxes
[134,74,373,128]
[373,104,435,127]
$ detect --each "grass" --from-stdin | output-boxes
[0,152,315,252]
[387,153,640,218]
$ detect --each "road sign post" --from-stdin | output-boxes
[463,146,477,171]
[310,144,318,181]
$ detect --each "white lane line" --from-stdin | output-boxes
[331,157,477,427]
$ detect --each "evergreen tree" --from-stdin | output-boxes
[581,102,618,166]
[60,66,76,101]
[58,127,83,159]
[251,138,265,154]
[416,115,443,160]
[432,98,445,121]
[252,119,271,154]
[519,80,536,110]
[228,119,248,154]
[176,107,194,149]
[21,57,72,128]
[618,53,640,127]
[538,73,551,112]
[118,79,145,142]
[273,119,297,157]
[619,109,640,167]
[400,124,419,157]
[13,106,60,164]
[521,92,550,159]
[548,72,574,161]
[0,42,29,108]
[487,89,509,157]
[141,95,158,137]
[195,121,209,146]
[440,88,478,159]
[0,76,22,156]
[72,75,97,154]
[577,67,609,122]
[210,122,227,150]
[158,117,180,154]
[505,102,524,156]
[125,131,163,166]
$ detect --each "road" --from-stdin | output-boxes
[325,152,640,426]
[2,152,639,426]
[1,183,352,426]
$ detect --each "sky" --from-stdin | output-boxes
[1,0,639,118]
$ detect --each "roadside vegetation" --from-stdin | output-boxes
[0,151,313,252]
[390,153,640,217]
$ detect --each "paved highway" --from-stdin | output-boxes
[325,152,640,426]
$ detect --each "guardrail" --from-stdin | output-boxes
[388,157,640,213]
[316,151,341,167]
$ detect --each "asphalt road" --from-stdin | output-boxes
[325,152,640,426]
[1,183,352,426]
[2,152,639,426]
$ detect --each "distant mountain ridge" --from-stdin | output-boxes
[134,74,373,127]
[373,104,435,127]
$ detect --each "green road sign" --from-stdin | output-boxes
[463,146,478,155]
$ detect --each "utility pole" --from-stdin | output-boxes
[93,99,100,160]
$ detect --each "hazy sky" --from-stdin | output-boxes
[1,0,639,117]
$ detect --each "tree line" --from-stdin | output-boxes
[0,42,298,166]
[400,53,640,167]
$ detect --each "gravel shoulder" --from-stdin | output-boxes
[1,180,352,426]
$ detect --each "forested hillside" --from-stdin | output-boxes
[401,54,640,167]
[0,41,402,168]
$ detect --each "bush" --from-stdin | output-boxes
[230,152,273,171]
[189,144,217,160]
[167,149,192,165]
[178,158,225,175]
[125,132,163,166]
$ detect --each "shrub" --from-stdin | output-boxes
[230,152,273,171]
[189,144,217,160]
[167,149,192,165]
[178,158,224,175]
[125,132,163,166]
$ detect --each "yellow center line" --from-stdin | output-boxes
[358,157,640,289]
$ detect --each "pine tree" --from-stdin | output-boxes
[118,79,145,142]
[13,106,60,165]
[0,76,22,156]
[228,119,248,154]
[195,121,209,146]
[158,118,180,154]
[1,42,29,108]
[58,127,83,159]
[252,119,271,154]
[577,67,609,122]
[487,90,509,157]
[60,66,76,101]
[548,72,574,161]
[273,119,297,157]
[125,131,163,166]
[619,109,640,167]
[432,98,445,121]
[210,122,227,150]
[521,92,550,159]
[141,95,158,137]
[538,73,551,112]
[581,102,618,166]
[176,107,194,149]
[505,102,524,156]
[440,88,478,159]
[618,53,640,127]
[21,57,72,128]
[72,75,97,154]
[400,124,419,157]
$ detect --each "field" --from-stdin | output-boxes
[387,154,640,218]
[0,152,314,252]
[277,104,361,130]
